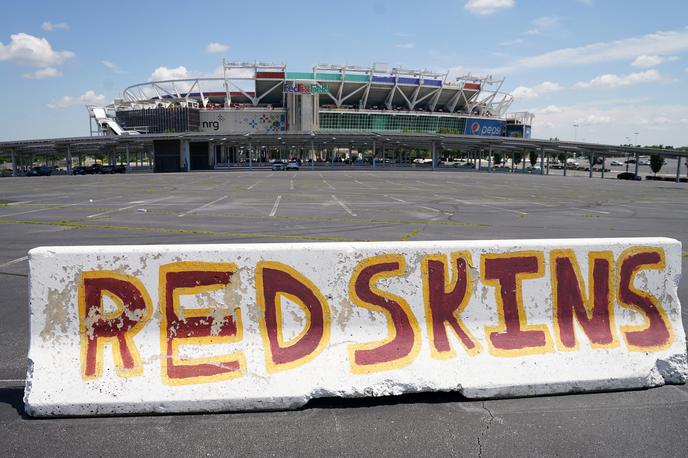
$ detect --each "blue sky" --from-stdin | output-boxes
[1,0,687,145]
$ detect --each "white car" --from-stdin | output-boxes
[610,160,624,166]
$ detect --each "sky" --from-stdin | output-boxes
[1,0,687,146]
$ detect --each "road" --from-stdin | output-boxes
[0,169,687,456]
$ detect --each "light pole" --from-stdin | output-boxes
[573,124,579,142]
[625,137,631,171]
[634,132,639,146]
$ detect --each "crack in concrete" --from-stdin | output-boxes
[477,401,496,458]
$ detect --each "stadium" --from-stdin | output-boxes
[0,60,684,177]
[84,60,533,171]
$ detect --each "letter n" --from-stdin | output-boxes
[550,250,618,350]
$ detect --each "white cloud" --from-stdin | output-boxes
[631,54,679,68]
[525,16,560,35]
[522,102,688,144]
[491,28,688,74]
[47,90,106,108]
[576,114,611,125]
[0,33,74,67]
[150,65,190,81]
[511,86,538,100]
[511,81,562,100]
[101,60,125,74]
[22,67,61,79]
[206,42,229,54]
[396,43,415,49]
[500,38,524,46]
[464,0,514,16]
[534,105,563,114]
[574,69,663,88]
[41,21,69,31]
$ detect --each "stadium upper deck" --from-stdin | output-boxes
[99,61,531,138]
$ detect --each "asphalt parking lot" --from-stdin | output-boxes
[1,169,687,456]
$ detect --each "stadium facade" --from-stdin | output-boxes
[86,61,533,171]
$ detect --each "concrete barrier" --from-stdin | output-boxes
[25,238,687,416]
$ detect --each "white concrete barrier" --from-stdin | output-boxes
[25,238,687,416]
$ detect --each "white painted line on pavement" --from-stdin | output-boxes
[571,207,610,215]
[323,180,336,190]
[178,195,228,217]
[7,200,33,206]
[332,195,356,217]
[0,195,124,219]
[385,195,409,204]
[87,195,175,219]
[442,195,528,216]
[0,207,57,218]
[247,182,259,190]
[0,256,28,269]
[419,206,442,213]
[269,195,282,217]
[290,180,294,190]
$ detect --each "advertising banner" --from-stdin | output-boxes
[464,118,505,136]
[199,110,287,133]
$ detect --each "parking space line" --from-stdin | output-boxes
[178,195,228,217]
[290,180,294,190]
[7,200,33,206]
[385,195,409,204]
[419,206,442,213]
[440,195,528,216]
[269,195,282,217]
[0,256,28,269]
[87,195,175,219]
[323,180,336,190]
[247,182,259,190]
[0,207,58,218]
[0,195,124,218]
[571,207,610,215]
[332,195,357,216]
[292,172,298,179]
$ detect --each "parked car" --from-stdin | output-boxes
[617,172,641,181]
[638,159,650,166]
[100,165,115,174]
[113,165,127,174]
[271,161,286,171]
[26,166,52,176]
[286,161,300,170]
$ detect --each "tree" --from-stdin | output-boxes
[650,154,664,175]
[529,150,538,167]
[492,152,502,166]
[557,153,567,164]
[514,152,522,165]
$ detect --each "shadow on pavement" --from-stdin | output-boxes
[0,387,27,418]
